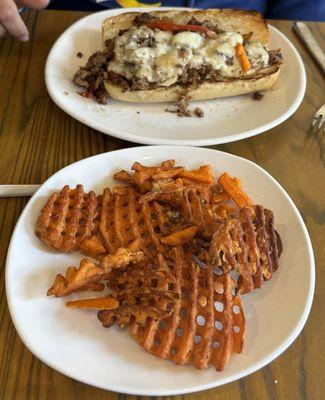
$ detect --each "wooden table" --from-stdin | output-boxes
[0,10,324,400]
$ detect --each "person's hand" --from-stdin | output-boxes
[0,0,49,41]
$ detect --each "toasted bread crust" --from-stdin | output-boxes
[104,69,279,103]
[102,9,269,45]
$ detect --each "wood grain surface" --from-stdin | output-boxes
[0,10,324,400]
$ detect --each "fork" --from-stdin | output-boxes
[312,104,325,132]
[304,104,325,167]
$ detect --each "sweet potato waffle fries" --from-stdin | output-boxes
[36,160,282,372]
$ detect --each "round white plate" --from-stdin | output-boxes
[45,8,306,146]
[6,146,314,396]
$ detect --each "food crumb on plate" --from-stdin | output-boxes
[77,52,83,58]
[194,107,204,118]
[252,91,264,101]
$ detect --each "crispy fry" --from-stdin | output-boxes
[179,165,214,184]
[113,170,152,193]
[178,177,212,202]
[80,234,107,259]
[218,172,253,208]
[139,187,184,204]
[161,225,198,246]
[98,310,116,328]
[127,239,141,252]
[113,170,133,184]
[152,167,184,180]
[100,247,146,271]
[48,248,145,297]
[114,160,185,193]
[66,296,119,310]
[74,282,105,292]
[132,160,175,174]
[112,185,132,196]
[214,204,238,218]
[41,158,284,374]
[211,191,231,204]
[47,259,105,297]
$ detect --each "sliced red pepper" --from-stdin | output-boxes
[146,21,216,38]
[78,82,96,99]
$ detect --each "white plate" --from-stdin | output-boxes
[45,8,306,146]
[6,146,314,396]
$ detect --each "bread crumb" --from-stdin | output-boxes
[166,93,205,118]
[252,92,264,101]
[194,107,204,118]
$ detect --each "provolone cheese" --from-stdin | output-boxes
[108,26,270,85]
[172,31,204,49]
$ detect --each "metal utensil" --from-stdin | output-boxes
[0,184,41,198]
[312,104,325,132]
[293,22,325,75]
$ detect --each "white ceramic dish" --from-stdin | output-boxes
[6,146,314,396]
[45,8,306,146]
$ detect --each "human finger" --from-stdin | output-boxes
[0,0,28,41]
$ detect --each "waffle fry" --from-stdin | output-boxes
[209,205,282,294]
[129,247,246,371]
[98,256,179,327]
[79,234,107,258]
[67,266,178,325]
[110,288,178,326]
[40,159,284,374]
[98,186,187,258]
[107,256,176,293]
[161,226,198,246]
[36,185,99,252]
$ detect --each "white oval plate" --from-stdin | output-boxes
[6,146,314,396]
[45,8,306,146]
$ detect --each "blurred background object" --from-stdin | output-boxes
[48,0,325,21]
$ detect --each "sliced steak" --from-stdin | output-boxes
[73,42,115,104]
[187,17,225,34]
[133,13,158,27]
[268,49,283,65]
[178,65,222,86]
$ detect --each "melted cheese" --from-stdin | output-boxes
[244,42,269,68]
[108,26,269,85]
[172,31,204,49]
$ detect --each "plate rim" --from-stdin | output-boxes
[5,146,315,396]
[44,8,306,146]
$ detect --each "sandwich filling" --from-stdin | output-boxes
[108,26,269,87]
